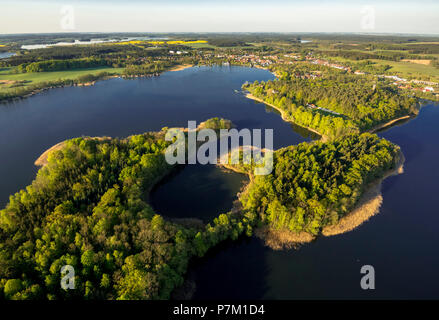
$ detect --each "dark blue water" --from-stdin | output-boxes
[0,66,310,208]
[189,104,439,299]
[0,52,16,59]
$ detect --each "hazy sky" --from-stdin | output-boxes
[1,0,438,34]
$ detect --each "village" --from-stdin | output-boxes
[208,51,438,97]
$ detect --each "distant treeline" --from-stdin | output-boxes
[0,122,251,299]
[16,58,111,73]
[207,39,250,47]
[123,61,176,76]
[1,45,167,67]
[317,43,439,62]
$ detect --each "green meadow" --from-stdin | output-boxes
[0,66,124,90]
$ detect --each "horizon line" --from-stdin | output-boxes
[1,31,439,37]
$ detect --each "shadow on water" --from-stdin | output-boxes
[373,118,412,134]
[186,236,270,300]
[187,102,439,299]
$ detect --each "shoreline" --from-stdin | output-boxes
[1,74,122,104]
[245,94,421,140]
[253,149,405,250]
[217,163,250,176]
[1,64,193,104]
[34,136,112,167]
[369,115,412,133]
[34,141,68,167]
[245,93,328,142]
[168,64,194,72]
[322,150,405,237]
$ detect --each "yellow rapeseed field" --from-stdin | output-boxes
[109,40,207,46]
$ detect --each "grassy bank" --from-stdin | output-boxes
[0,67,125,102]
[0,66,124,86]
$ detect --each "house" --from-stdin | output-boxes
[411,79,437,86]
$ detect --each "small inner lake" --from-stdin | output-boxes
[150,164,248,223]
[187,102,439,300]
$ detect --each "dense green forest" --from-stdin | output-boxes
[17,58,111,73]
[2,33,437,103]
[0,124,249,300]
[0,45,165,67]
[317,49,428,62]
[207,39,250,47]
[240,133,400,235]
[243,63,418,138]
[0,121,399,300]
[123,61,176,77]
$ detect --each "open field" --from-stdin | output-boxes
[401,59,432,65]
[0,66,124,90]
[405,41,439,45]
[370,59,439,80]
[184,42,217,48]
[325,55,439,81]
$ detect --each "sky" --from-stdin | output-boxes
[1,0,438,35]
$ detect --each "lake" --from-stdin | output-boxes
[1,65,437,299]
[0,52,16,59]
[0,66,310,208]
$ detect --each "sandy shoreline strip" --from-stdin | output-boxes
[255,226,315,250]
[322,151,405,236]
[245,93,328,142]
[168,64,194,72]
[35,137,111,167]
[370,115,412,133]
